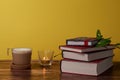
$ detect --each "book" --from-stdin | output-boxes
[62,49,114,61]
[59,45,115,53]
[61,57,113,76]
[66,37,98,46]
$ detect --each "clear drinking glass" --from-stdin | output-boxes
[38,50,54,67]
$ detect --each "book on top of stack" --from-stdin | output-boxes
[59,37,115,76]
[66,37,98,46]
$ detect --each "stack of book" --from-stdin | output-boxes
[59,37,115,76]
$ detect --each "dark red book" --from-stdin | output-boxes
[62,49,114,61]
[66,37,98,46]
[59,45,115,53]
[61,57,113,76]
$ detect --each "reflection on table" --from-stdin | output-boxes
[0,61,120,80]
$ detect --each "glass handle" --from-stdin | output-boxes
[7,48,11,56]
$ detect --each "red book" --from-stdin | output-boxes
[62,49,114,61]
[66,37,98,46]
[61,57,113,76]
[59,45,115,53]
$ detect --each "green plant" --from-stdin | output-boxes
[96,29,111,47]
[95,29,120,48]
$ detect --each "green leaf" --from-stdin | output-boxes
[96,38,111,47]
[96,29,103,40]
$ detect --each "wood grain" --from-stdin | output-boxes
[0,61,120,80]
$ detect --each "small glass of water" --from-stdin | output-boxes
[38,50,54,67]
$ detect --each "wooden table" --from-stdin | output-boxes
[0,61,120,80]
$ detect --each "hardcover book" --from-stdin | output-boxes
[59,45,115,53]
[62,49,114,61]
[61,57,113,76]
[66,37,98,46]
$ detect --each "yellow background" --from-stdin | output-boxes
[0,0,120,61]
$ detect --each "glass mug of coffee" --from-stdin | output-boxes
[7,48,32,69]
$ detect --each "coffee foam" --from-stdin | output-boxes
[12,48,32,54]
